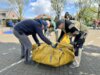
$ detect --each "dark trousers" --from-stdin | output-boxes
[74,32,87,56]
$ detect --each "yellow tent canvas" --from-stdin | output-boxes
[32,34,75,67]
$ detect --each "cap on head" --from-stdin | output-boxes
[56,19,65,29]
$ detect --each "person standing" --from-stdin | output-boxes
[55,19,88,68]
[13,19,55,64]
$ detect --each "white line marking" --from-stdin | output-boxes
[0,59,24,73]
[85,46,91,49]
[2,53,9,55]
[8,47,16,51]
[2,47,16,55]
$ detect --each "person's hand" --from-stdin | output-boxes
[51,43,58,48]
[54,43,58,47]
[51,44,56,48]
[37,43,41,46]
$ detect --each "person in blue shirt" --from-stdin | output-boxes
[13,19,55,64]
[8,20,14,27]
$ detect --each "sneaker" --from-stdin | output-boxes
[21,55,25,59]
[24,59,35,65]
[69,60,79,68]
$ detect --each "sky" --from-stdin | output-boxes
[0,0,9,9]
[0,0,78,18]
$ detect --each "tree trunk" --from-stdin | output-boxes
[57,14,60,19]
[97,4,100,19]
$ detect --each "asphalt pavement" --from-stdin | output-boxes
[0,29,100,75]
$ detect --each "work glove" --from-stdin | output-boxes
[54,43,58,47]
[51,43,58,48]
[37,43,41,46]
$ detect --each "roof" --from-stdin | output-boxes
[0,9,18,19]
[35,14,51,19]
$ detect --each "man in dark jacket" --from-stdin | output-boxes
[13,19,54,64]
[55,19,88,68]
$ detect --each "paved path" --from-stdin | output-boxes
[0,29,100,75]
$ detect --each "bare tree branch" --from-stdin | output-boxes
[8,0,24,20]
[51,0,66,19]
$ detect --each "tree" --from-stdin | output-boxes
[77,7,97,25]
[74,0,92,21]
[51,0,66,19]
[98,4,100,19]
[95,0,100,19]
[8,0,25,20]
[76,0,100,20]
[89,0,100,19]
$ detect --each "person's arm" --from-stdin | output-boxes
[53,30,65,48]
[36,27,52,45]
[57,30,64,42]
[32,33,40,46]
